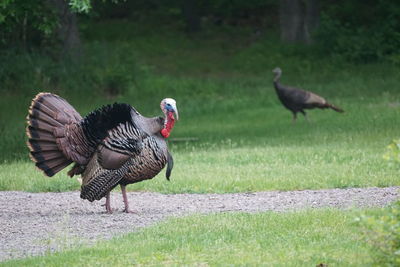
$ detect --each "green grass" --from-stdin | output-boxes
[1,209,374,266]
[2,140,398,193]
[1,96,399,193]
[0,162,79,192]
[1,20,400,193]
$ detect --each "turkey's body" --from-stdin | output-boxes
[80,136,169,202]
[272,67,343,122]
[26,92,176,213]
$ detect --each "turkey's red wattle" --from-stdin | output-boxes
[161,128,169,138]
[161,112,175,138]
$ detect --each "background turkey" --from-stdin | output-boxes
[272,67,344,122]
[26,93,178,213]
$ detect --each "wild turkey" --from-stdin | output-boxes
[26,92,178,213]
[272,67,344,122]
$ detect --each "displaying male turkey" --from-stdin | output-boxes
[272,67,344,122]
[26,92,178,213]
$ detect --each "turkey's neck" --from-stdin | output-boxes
[273,72,281,83]
[273,72,283,92]
[161,112,175,138]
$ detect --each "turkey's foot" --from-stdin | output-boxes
[120,185,135,214]
[123,208,136,214]
[105,207,114,214]
[105,192,113,214]
[101,202,115,213]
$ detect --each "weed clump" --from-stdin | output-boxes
[358,202,400,266]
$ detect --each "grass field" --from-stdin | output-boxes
[1,139,399,193]
[1,208,377,266]
[1,63,399,192]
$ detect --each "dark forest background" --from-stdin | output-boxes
[1,0,400,63]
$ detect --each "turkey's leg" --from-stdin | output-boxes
[121,185,134,213]
[105,192,113,214]
[292,112,297,124]
[301,110,310,123]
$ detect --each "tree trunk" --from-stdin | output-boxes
[48,0,82,58]
[304,0,319,44]
[279,0,319,44]
[280,0,303,42]
[182,0,201,33]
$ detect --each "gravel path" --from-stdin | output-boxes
[1,187,399,262]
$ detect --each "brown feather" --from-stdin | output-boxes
[98,145,131,170]
[327,103,344,113]
[29,111,63,127]
[28,140,59,151]
[38,157,70,169]
[36,160,72,177]
[26,127,55,141]
[30,151,65,163]
[27,118,55,133]
[305,92,327,105]
[29,103,56,118]
[26,92,82,177]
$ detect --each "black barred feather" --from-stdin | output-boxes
[80,161,130,201]
[80,103,136,147]
[104,121,146,155]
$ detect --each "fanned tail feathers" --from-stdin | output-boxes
[26,92,81,176]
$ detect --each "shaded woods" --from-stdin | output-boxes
[1,0,400,61]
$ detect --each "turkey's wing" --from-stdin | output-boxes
[98,121,148,169]
[98,145,131,170]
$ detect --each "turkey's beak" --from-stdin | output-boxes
[174,108,179,121]
[170,104,178,120]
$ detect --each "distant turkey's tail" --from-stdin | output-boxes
[26,92,82,176]
[327,102,344,113]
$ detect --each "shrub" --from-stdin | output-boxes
[0,0,58,48]
[357,139,400,265]
[358,202,400,266]
[353,139,400,265]
[315,1,400,63]
[384,140,400,163]
[0,41,141,99]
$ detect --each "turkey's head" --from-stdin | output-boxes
[160,98,178,138]
[272,67,282,82]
